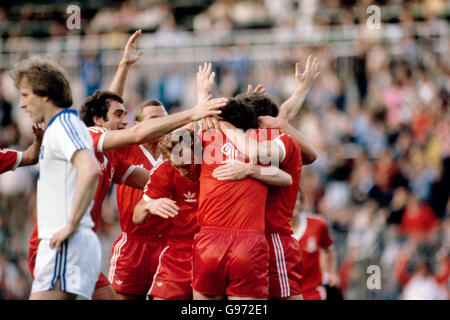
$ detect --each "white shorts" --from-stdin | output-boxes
[31,228,101,299]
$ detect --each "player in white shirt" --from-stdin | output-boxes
[11,56,102,300]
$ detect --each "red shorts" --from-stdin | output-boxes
[192,226,269,298]
[267,233,303,298]
[95,272,111,289]
[148,246,193,300]
[302,285,327,300]
[108,232,168,295]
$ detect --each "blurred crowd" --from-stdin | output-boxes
[0,0,449,300]
[0,0,449,38]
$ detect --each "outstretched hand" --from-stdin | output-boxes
[121,30,144,66]
[191,96,228,121]
[247,84,267,94]
[197,62,215,102]
[295,55,320,91]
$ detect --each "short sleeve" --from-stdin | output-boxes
[88,127,109,153]
[53,112,93,161]
[276,133,302,167]
[0,149,22,174]
[110,150,136,185]
[319,219,333,249]
[143,162,173,201]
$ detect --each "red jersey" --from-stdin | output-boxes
[293,213,333,292]
[0,148,21,174]
[143,160,199,249]
[29,126,134,247]
[115,144,172,236]
[265,132,302,234]
[88,126,135,231]
[198,130,269,231]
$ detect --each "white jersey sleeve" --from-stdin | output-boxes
[50,111,93,161]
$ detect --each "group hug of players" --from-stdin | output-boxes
[0,30,339,300]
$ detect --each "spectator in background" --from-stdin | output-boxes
[400,193,439,241]
[80,34,103,97]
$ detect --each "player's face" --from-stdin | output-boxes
[103,100,128,130]
[171,146,201,181]
[137,105,167,143]
[175,163,201,181]
[19,78,46,123]
[138,105,167,122]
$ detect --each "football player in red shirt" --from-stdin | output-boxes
[292,192,339,300]
[209,56,319,300]
[134,123,292,300]
[107,100,172,300]
[133,129,200,300]
[1,123,44,174]
[27,31,227,300]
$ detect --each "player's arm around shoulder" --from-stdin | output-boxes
[212,159,292,187]
[218,120,285,164]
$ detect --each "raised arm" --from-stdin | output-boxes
[20,123,45,167]
[197,62,215,103]
[50,149,101,251]
[101,96,227,151]
[108,30,144,97]
[212,159,292,187]
[277,55,320,122]
[218,120,284,164]
[258,116,317,165]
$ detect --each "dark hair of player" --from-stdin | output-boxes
[234,92,279,118]
[218,98,258,131]
[79,90,124,126]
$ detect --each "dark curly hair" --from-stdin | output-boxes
[79,90,123,127]
[234,92,279,118]
[219,98,258,131]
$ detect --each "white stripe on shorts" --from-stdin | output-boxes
[271,233,290,297]
[147,245,170,297]
[108,232,127,283]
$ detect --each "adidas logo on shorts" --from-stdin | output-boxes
[157,282,164,287]
[115,280,123,285]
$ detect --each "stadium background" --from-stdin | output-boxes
[0,0,449,300]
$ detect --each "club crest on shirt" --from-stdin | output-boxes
[183,191,197,203]
[221,143,239,161]
[306,236,318,253]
